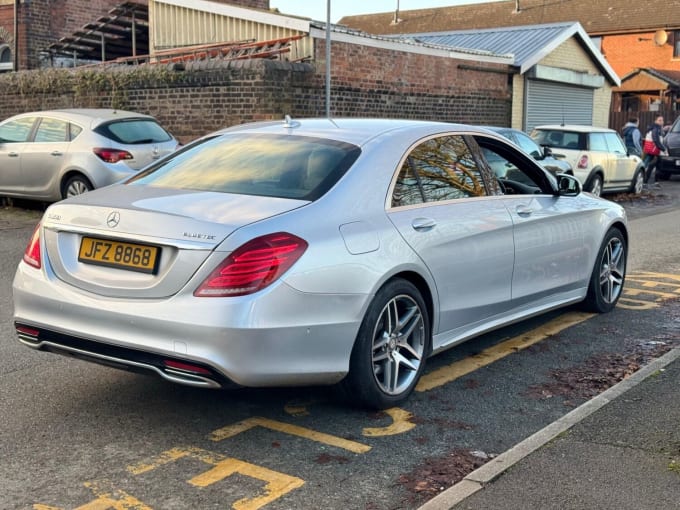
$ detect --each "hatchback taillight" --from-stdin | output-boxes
[194,233,308,297]
[577,155,589,169]
[23,223,41,269]
[93,148,133,163]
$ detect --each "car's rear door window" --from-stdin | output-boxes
[0,117,37,143]
[95,119,172,144]
[127,133,361,201]
[392,135,487,207]
[34,117,69,143]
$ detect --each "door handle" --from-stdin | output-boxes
[50,151,63,156]
[411,217,437,231]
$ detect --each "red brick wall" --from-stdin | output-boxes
[602,33,680,77]
[0,47,511,143]
[314,39,512,124]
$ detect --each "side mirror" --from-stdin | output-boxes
[542,145,553,158]
[556,174,581,196]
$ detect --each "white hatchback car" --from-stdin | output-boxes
[531,125,645,196]
[0,109,177,202]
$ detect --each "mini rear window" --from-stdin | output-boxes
[95,119,172,144]
[532,129,586,151]
[126,133,361,201]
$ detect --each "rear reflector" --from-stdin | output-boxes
[194,232,308,297]
[16,325,40,337]
[163,359,213,375]
[23,223,42,269]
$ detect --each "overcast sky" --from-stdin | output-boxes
[269,0,497,23]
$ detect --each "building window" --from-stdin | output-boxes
[0,44,11,63]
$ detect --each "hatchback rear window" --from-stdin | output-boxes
[127,133,361,201]
[95,119,172,144]
[532,129,586,151]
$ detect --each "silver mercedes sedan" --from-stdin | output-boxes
[12,118,628,409]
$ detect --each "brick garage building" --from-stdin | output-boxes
[339,0,680,120]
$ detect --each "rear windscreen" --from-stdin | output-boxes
[126,133,361,201]
[531,130,586,151]
[95,119,173,144]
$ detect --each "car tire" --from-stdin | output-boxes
[341,278,430,409]
[62,174,93,199]
[629,167,645,194]
[586,174,603,197]
[581,227,626,313]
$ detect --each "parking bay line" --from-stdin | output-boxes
[416,311,595,392]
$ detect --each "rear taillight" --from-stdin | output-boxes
[23,223,41,269]
[93,147,133,163]
[194,232,308,297]
[577,155,589,169]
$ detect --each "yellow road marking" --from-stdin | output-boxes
[128,446,222,475]
[128,447,304,510]
[190,458,304,510]
[362,408,415,437]
[627,271,680,284]
[210,417,371,454]
[416,311,595,392]
[617,298,660,310]
[34,481,153,510]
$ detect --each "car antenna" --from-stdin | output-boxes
[282,115,300,129]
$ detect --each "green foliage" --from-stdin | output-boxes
[670,459,680,475]
[0,65,181,109]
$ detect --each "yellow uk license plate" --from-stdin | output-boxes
[78,237,160,274]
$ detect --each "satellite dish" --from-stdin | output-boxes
[653,30,668,46]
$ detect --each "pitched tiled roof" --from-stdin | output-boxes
[338,0,680,37]
[615,68,680,92]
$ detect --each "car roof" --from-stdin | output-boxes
[7,109,154,127]
[533,125,615,133]
[215,117,501,147]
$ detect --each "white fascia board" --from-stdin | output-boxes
[520,23,620,86]
[309,27,513,65]
[153,0,311,32]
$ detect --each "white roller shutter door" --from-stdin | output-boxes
[525,80,593,132]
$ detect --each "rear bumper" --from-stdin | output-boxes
[658,156,680,174]
[12,261,366,389]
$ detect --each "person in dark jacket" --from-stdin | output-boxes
[642,115,667,188]
[622,118,642,156]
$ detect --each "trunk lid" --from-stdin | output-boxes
[42,185,308,298]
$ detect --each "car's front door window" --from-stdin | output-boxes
[0,117,37,143]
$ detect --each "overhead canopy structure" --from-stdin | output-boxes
[46,1,148,63]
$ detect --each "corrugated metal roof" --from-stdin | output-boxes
[405,22,574,69]
[391,21,620,86]
[309,21,513,61]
